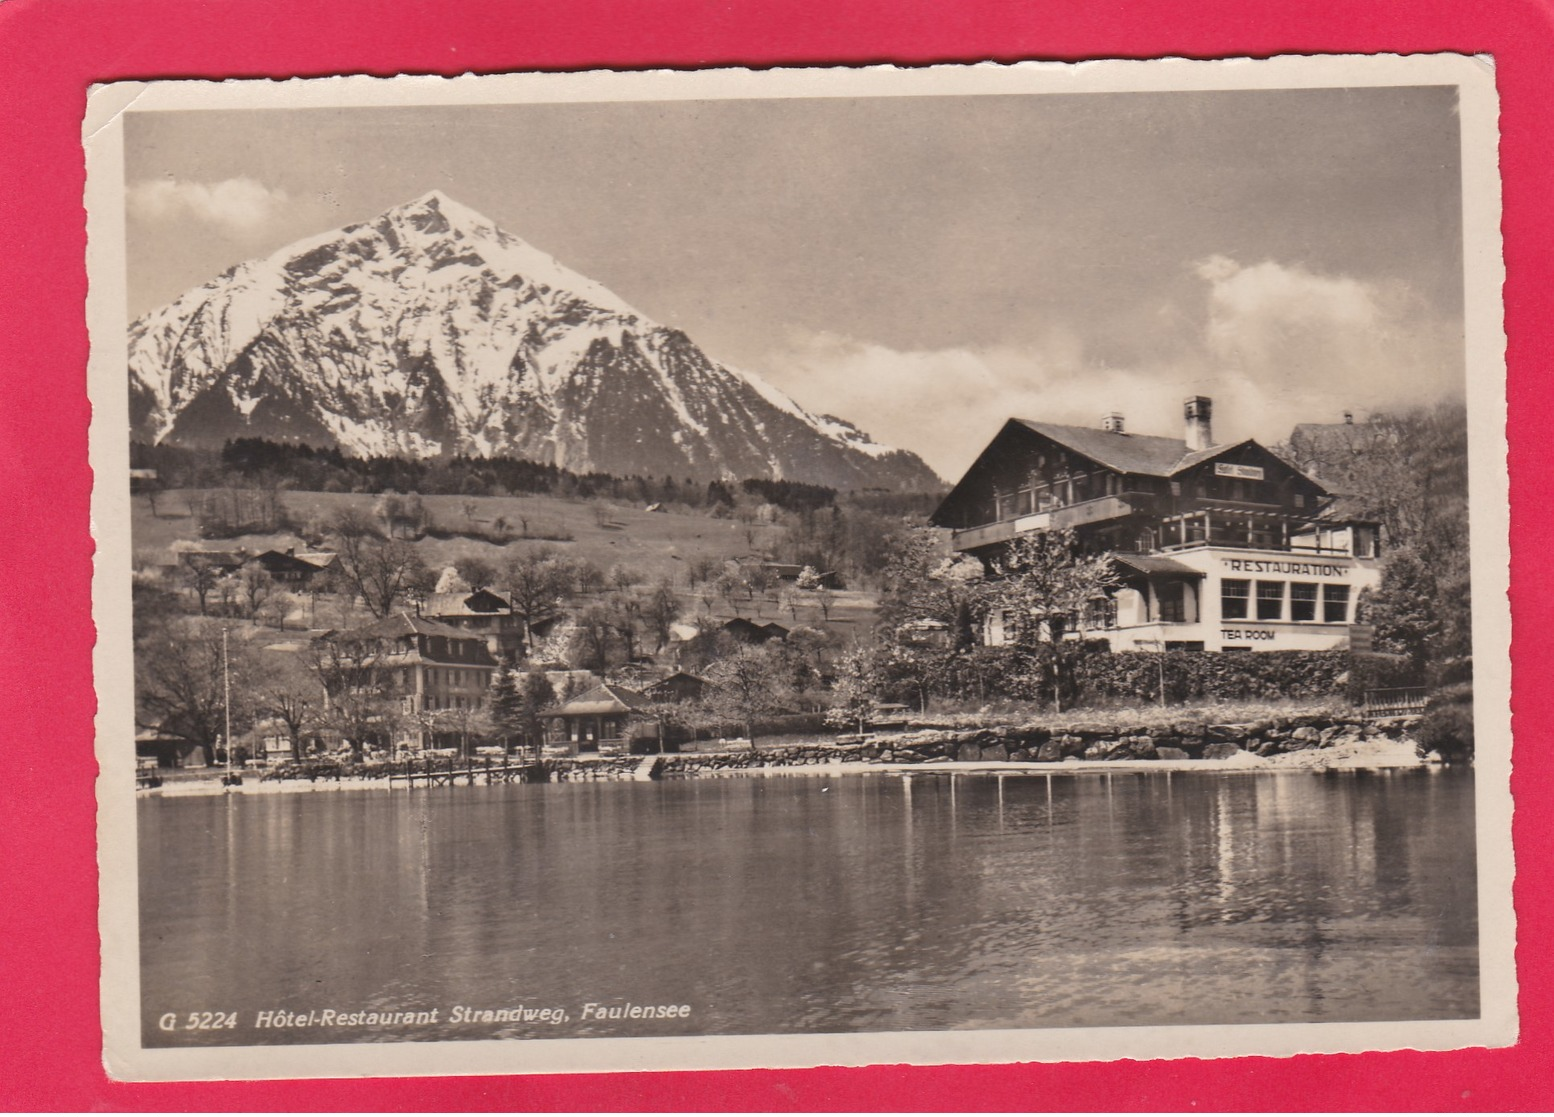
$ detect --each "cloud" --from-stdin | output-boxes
[128,177,290,238]
[763,256,1463,480]
[1194,255,1462,413]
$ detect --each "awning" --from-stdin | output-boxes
[1111,554,1204,579]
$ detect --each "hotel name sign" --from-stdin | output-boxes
[1214,462,1265,481]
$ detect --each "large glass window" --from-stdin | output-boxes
[1256,581,1285,621]
[1290,582,1318,621]
[1323,584,1351,623]
[1221,578,1250,620]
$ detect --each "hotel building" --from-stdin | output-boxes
[930,397,1382,652]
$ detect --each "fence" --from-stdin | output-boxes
[1362,686,1429,717]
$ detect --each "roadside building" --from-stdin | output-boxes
[543,683,656,755]
[930,397,1383,653]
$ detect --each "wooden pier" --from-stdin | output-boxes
[388,756,548,789]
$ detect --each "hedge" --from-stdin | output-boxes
[1071,649,1406,705]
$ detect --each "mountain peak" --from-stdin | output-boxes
[127,196,942,490]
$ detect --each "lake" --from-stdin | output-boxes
[138,767,1478,1046]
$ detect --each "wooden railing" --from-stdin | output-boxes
[1362,687,1429,717]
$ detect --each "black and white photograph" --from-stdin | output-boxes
[87,57,1514,1080]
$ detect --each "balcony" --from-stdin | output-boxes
[950,493,1150,551]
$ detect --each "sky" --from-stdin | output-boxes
[124,86,1465,480]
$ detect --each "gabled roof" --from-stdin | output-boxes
[645,670,709,690]
[357,612,483,641]
[548,683,651,717]
[1012,419,1225,477]
[422,589,512,617]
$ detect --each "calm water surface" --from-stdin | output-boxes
[139,769,1478,1045]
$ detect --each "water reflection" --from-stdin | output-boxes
[140,769,1478,1046]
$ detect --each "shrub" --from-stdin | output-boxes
[1345,651,1422,704]
[1415,683,1474,763]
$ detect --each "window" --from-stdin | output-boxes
[1222,645,1251,653]
[1256,581,1285,621]
[1290,582,1318,622]
[1353,525,1379,558]
[1165,641,1204,651]
[1156,582,1185,623]
[1221,579,1250,620]
[1323,584,1350,623]
[1294,493,1306,509]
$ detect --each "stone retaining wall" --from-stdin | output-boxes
[537,714,1421,781]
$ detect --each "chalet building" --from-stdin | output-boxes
[420,588,525,660]
[722,618,789,644]
[544,683,656,755]
[643,670,710,704]
[251,547,335,585]
[931,397,1383,653]
[319,613,497,752]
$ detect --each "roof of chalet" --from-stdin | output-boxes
[547,683,652,718]
[645,671,709,690]
[422,589,513,617]
[356,612,485,642]
[1012,420,1240,478]
[320,613,498,667]
[1112,554,1204,579]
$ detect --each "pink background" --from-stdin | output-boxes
[0,0,1549,1108]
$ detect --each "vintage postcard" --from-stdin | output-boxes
[88,56,1515,1081]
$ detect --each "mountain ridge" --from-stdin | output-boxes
[128,192,941,490]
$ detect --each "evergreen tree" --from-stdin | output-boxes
[487,659,524,756]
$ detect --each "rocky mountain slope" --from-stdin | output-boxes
[128,191,939,490]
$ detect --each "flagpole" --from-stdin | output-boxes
[224,627,234,782]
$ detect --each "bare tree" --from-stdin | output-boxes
[240,563,273,620]
[641,580,682,651]
[702,642,792,748]
[135,619,253,761]
[502,549,574,649]
[254,649,322,760]
[330,513,432,618]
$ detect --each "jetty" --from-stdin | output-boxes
[387,755,547,789]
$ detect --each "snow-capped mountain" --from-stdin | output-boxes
[128,191,940,490]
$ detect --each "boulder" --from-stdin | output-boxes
[1203,743,1244,761]
[1291,725,1321,742]
[1120,737,1156,760]
[1036,739,1064,763]
[1207,723,1256,741]
[1155,746,1189,761]
[1083,740,1113,760]
[1009,748,1030,762]
[958,744,982,763]
[982,743,1010,763]
[1057,734,1087,757]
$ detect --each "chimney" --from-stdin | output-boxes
[1184,396,1213,451]
[1101,412,1125,434]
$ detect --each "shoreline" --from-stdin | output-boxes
[138,737,1430,797]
